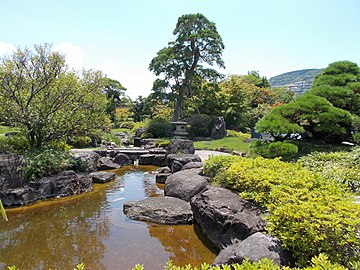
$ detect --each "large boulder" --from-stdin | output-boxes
[0,186,36,207]
[213,232,289,266]
[138,154,155,165]
[152,154,166,166]
[165,154,202,173]
[211,117,227,139]
[89,171,116,183]
[70,151,100,173]
[166,138,195,154]
[113,153,131,166]
[0,154,27,191]
[123,196,193,224]
[165,169,207,202]
[191,186,266,250]
[29,170,91,200]
[98,157,120,170]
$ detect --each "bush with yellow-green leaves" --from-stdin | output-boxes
[298,147,360,192]
[203,155,360,267]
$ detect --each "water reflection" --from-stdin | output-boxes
[0,190,110,269]
[0,166,216,270]
[148,223,217,266]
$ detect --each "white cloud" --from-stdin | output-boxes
[53,42,84,70]
[95,61,155,99]
[0,41,16,56]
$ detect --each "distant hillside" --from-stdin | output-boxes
[269,69,322,94]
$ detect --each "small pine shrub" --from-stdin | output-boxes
[250,140,298,160]
[187,114,212,137]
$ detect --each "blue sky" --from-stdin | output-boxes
[1,0,359,99]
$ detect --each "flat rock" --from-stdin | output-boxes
[213,232,289,266]
[89,171,116,183]
[164,169,207,202]
[182,162,204,170]
[191,186,266,250]
[98,157,120,170]
[123,196,193,224]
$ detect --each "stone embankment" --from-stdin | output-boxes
[123,148,290,266]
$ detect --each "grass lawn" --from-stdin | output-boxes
[112,128,131,133]
[194,137,250,154]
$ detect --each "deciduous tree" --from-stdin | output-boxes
[0,44,110,147]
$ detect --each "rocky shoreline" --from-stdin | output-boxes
[0,138,290,266]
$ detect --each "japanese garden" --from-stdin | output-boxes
[0,13,359,270]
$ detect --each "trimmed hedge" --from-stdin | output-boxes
[203,155,360,267]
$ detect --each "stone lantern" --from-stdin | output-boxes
[171,121,188,137]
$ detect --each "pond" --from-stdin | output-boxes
[0,166,217,270]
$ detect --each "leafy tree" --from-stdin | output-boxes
[149,13,225,121]
[0,44,110,148]
[130,96,151,122]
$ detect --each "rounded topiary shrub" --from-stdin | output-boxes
[187,114,212,137]
[250,140,298,159]
[146,118,172,138]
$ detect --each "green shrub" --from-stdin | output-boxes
[0,134,30,154]
[203,155,360,266]
[131,120,150,133]
[155,139,170,148]
[131,255,348,270]
[353,133,360,144]
[120,121,135,129]
[68,136,92,148]
[25,148,71,181]
[227,130,251,140]
[268,184,360,267]
[141,132,153,139]
[298,148,360,192]
[187,114,212,137]
[146,118,172,138]
[103,133,122,146]
[202,155,243,179]
[250,140,298,160]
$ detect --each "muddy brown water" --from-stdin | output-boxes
[0,166,217,270]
